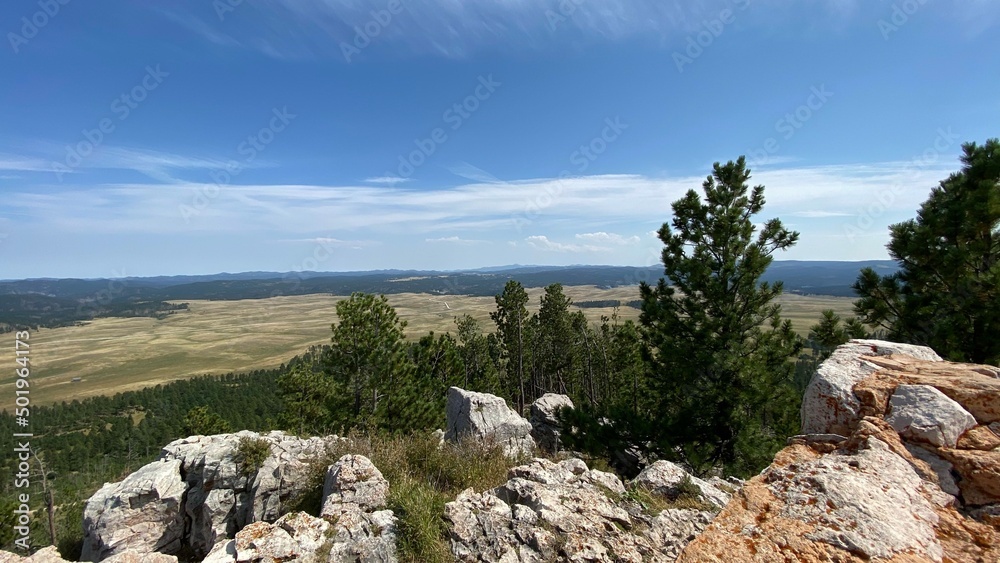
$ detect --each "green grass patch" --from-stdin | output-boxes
[308,430,518,563]
[619,475,716,516]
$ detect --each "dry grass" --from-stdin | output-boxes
[0,287,854,409]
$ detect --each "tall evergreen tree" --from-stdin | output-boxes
[454,314,503,394]
[853,139,1000,365]
[326,293,411,428]
[639,156,802,477]
[535,283,579,396]
[807,310,868,361]
[491,280,531,412]
[277,354,332,436]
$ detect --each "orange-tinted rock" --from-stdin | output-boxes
[859,355,1000,425]
[956,426,1000,451]
[679,418,999,562]
[936,448,1000,506]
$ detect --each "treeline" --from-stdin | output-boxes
[0,294,188,333]
[276,285,645,438]
[573,299,642,309]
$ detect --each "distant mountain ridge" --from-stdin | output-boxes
[0,261,895,331]
[0,261,896,298]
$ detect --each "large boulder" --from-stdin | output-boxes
[320,454,389,518]
[529,393,574,454]
[82,431,327,560]
[445,457,720,561]
[231,512,331,562]
[445,387,535,457]
[801,339,942,436]
[81,459,186,561]
[886,384,977,447]
[677,418,999,562]
[678,341,1000,562]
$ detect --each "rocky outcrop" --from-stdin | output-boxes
[445,457,721,561]
[199,509,397,563]
[801,339,942,436]
[188,454,399,563]
[0,548,177,563]
[679,340,1000,562]
[529,393,574,454]
[10,338,998,563]
[82,431,327,561]
[633,461,732,510]
[80,460,186,561]
[445,387,535,457]
[320,454,390,517]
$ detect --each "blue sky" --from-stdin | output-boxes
[1,0,997,278]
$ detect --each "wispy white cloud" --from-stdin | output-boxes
[426,236,488,245]
[365,176,411,185]
[1,145,256,183]
[285,237,377,250]
[156,0,997,60]
[790,210,854,218]
[0,153,61,173]
[525,235,605,253]
[158,1,717,60]
[3,159,957,256]
[575,232,641,245]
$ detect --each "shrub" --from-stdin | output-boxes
[234,436,271,477]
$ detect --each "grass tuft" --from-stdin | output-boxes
[307,429,516,563]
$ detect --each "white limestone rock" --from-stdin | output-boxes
[801,339,942,435]
[529,393,574,454]
[80,459,186,561]
[320,454,389,518]
[633,460,732,510]
[445,387,535,457]
[886,384,977,447]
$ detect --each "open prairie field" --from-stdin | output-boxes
[1,287,854,409]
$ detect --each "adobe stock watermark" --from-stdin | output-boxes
[214,0,243,20]
[180,107,296,221]
[7,0,71,54]
[385,75,501,180]
[746,84,833,167]
[510,116,628,233]
[75,269,129,318]
[340,0,405,62]
[247,237,344,324]
[672,0,750,73]
[843,126,959,242]
[545,0,585,31]
[878,0,929,40]
[51,65,169,182]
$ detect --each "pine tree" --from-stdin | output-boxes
[535,283,578,396]
[491,280,531,411]
[326,293,412,428]
[808,310,868,360]
[277,357,332,436]
[853,139,1000,365]
[639,156,802,477]
[182,406,233,436]
[454,314,502,394]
